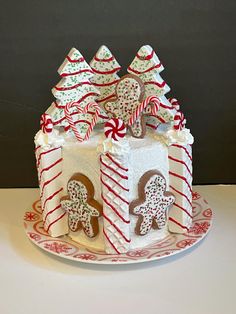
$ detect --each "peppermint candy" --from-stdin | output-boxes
[40,113,53,133]
[104,118,126,141]
[174,111,186,130]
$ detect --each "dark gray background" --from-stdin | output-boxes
[0,0,235,187]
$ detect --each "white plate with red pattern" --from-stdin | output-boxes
[23,191,212,265]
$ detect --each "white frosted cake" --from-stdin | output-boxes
[35,45,194,254]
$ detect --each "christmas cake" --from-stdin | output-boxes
[34,45,194,254]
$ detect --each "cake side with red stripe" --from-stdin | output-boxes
[168,144,193,233]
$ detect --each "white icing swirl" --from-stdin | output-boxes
[34,129,65,149]
[97,137,130,156]
[154,128,194,146]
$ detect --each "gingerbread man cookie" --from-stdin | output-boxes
[130,170,175,236]
[104,74,146,138]
[60,173,102,238]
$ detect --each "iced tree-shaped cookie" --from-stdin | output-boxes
[90,45,121,123]
[127,45,176,127]
[104,74,147,138]
[130,170,175,235]
[46,48,100,130]
[60,173,102,238]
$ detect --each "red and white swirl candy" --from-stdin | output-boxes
[169,98,180,111]
[174,111,186,130]
[104,118,126,141]
[40,113,53,133]
[128,95,160,126]
[64,102,100,142]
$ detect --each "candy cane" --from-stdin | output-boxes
[84,103,101,141]
[128,95,160,126]
[64,102,100,142]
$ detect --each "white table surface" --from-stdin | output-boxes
[0,185,236,314]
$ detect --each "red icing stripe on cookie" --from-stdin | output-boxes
[66,55,85,63]
[93,79,119,87]
[128,63,162,75]
[94,55,114,62]
[144,81,166,88]
[91,66,121,75]
[54,81,92,91]
[61,69,94,77]
[54,92,100,109]
[136,49,154,60]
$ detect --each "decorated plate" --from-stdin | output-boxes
[23,191,212,265]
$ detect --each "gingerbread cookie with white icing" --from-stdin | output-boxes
[130,170,175,236]
[60,173,102,238]
[104,74,146,138]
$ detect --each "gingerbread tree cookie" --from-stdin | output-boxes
[61,173,102,238]
[127,45,176,127]
[130,170,175,236]
[46,48,100,130]
[104,74,147,138]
